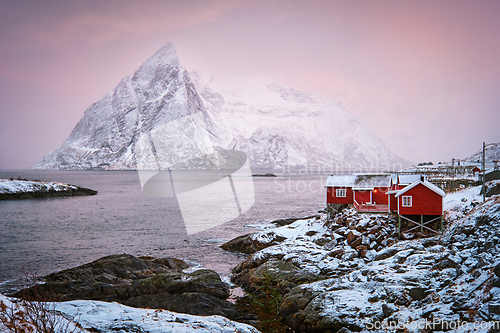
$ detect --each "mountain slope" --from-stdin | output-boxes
[35,42,214,170]
[35,43,405,171]
[192,73,405,170]
[464,142,500,163]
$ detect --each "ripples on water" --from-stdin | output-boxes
[0,169,328,293]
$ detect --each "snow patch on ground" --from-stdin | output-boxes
[0,294,260,333]
[444,185,482,222]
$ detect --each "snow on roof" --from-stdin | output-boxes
[391,173,398,184]
[398,174,423,185]
[325,174,392,188]
[325,175,356,187]
[353,173,392,188]
[395,179,446,197]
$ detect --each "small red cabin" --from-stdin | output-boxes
[325,175,355,206]
[394,178,445,235]
[395,178,445,216]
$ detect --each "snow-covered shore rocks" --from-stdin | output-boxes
[0,178,97,200]
[226,210,401,292]
[0,293,260,333]
[12,254,242,321]
[223,187,500,332]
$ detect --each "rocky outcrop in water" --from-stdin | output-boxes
[0,179,97,200]
[13,254,241,320]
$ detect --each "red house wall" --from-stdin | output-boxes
[398,184,442,215]
[389,193,397,212]
[372,187,390,205]
[354,190,370,204]
[326,187,353,205]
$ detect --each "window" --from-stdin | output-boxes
[336,189,346,197]
[402,196,412,207]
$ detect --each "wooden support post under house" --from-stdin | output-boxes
[398,215,401,237]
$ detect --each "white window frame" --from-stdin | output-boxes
[336,188,346,197]
[402,196,412,207]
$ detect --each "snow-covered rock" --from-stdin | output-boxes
[278,195,500,333]
[0,179,97,199]
[223,189,500,332]
[34,43,405,171]
[227,211,400,292]
[0,294,260,333]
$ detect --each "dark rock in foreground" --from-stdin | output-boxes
[13,254,241,320]
[0,179,97,200]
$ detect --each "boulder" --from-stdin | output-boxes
[220,232,286,254]
[14,254,240,319]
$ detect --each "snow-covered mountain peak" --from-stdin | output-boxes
[35,43,405,171]
[35,42,210,170]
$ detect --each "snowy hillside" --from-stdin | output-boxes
[35,43,405,171]
[464,142,500,163]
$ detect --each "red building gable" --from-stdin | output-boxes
[395,179,445,216]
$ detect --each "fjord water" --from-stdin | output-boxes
[0,170,326,293]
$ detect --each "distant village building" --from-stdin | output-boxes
[484,161,500,183]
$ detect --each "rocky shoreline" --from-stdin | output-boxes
[0,178,97,200]
[221,190,500,332]
[5,187,500,332]
[12,254,244,321]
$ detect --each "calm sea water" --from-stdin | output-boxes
[0,169,328,293]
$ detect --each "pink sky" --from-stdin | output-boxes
[1,0,499,169]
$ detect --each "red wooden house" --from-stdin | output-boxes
[326,173,446,235]
[325,174,391,213]
[394,177,445,235]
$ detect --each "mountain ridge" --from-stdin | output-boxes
[35,43,407,172]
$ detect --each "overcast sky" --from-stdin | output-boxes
[1,0,499,169]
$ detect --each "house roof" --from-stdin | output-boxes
[395,179,446,198]
[325,173,392,188]
[325,175,356,187]
[398,174,423,185]
[353,173,392,188]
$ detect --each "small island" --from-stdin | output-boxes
[251,173,277,177]
[0,178,97,200]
